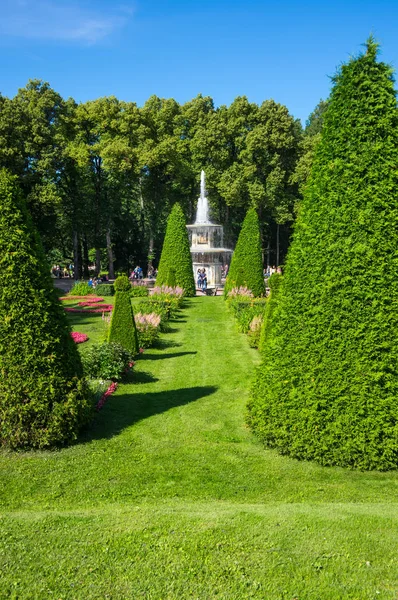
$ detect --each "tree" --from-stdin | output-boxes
[247,39,398,470]
[156,203,195,296]
[0,170,90,448]
[224,208,265,297]
[108,275,139,355]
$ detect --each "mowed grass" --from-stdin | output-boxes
[1,297,398,599]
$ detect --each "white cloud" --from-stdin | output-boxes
[0,1,133,45]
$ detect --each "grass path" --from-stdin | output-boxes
[1,297,398,598]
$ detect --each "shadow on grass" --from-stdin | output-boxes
[131,371,159,384]
[140,351,197,361]
[81,385,218,442]
[153,339,182,350]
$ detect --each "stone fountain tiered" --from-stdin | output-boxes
[187,171,233,288]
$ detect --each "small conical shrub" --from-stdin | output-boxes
[156,203,195,296]
[224,208,264,297]
[108,275,139,355]
[248,39,398,470]
[0,170,91,449]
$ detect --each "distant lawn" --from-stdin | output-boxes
[0,297,398,599]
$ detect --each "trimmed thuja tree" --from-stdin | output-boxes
[108,275,139,355]
[247,39,398,470]
[156,203,195,296]
[224,208,265,297]
[0,170,91,449]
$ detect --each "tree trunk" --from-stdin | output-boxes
[73,228,79,280]
[106,229,115,279]
[276,223,280,267]
[95,248,101,277]
[267,237,271,269]
[82,234,89,279]
[147,235,154,275]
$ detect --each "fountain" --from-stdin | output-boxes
[187,170,233,289]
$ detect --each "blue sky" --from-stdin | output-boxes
[0,0,397,123]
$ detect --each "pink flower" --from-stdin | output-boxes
[96,382,118,411]
[70,332,89,344]
[139,348,144,354]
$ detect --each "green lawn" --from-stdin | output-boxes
[1,297,398,599]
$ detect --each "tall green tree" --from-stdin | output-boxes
[224,208,265,297]
[247,39,398,470]
[0,170,90,448]
[156,203,195,296]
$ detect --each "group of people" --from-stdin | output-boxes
[197,268,208,291]
[129,266,158,280]
[263,265,282,278]
[88,274,109,288]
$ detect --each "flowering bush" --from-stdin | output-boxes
[70,332,89,344]
[81,342,133,381]
[151,285,185,316]
[134,312,161,348]
[227,287,254,298]
[130,281,149,297]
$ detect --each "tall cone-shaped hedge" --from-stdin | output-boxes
[0,170,91,449]
[156,203,195,296]
[108,275,139,355]
[247,39,398,470]
[224,208,264,297]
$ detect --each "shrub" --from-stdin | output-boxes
[247,39,398,470]
[95,283,114,296]
[156,203,196,296]
[0,170,91,449]
[135,312,161,348]
[114,275,131,292]
[137,300,170,332]
[81,342,132,381]
[108,276,139,355]
[229,297,267,333]
[69,280,93,296]
[130,282,149,297]
[224,208,265,298]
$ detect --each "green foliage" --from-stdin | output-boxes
[229,297,267,333]
[137,300,171,332]
[248,39,398,470]
[108,289,139,355]
[130,283,149,297]
[259,273,282,353]
[95,283,115,296]
[81,342,132,381]
[0,170,91,448]
[156,203,196,296]
[114,275,131,292]
[69,280,94,296]
[134,312,161,348]
[224,208,265,297]
[166,267,176,288]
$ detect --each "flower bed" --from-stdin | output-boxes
[70,332,89,344]
[60,296,104,302]
[96,381,118,411]
[65,304,113,313]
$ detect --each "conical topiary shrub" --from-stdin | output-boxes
[0,170,91,449]
[224,208,264,297]
[108,275,139,355]
[247,39,398,470]
[156,203,195,296]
